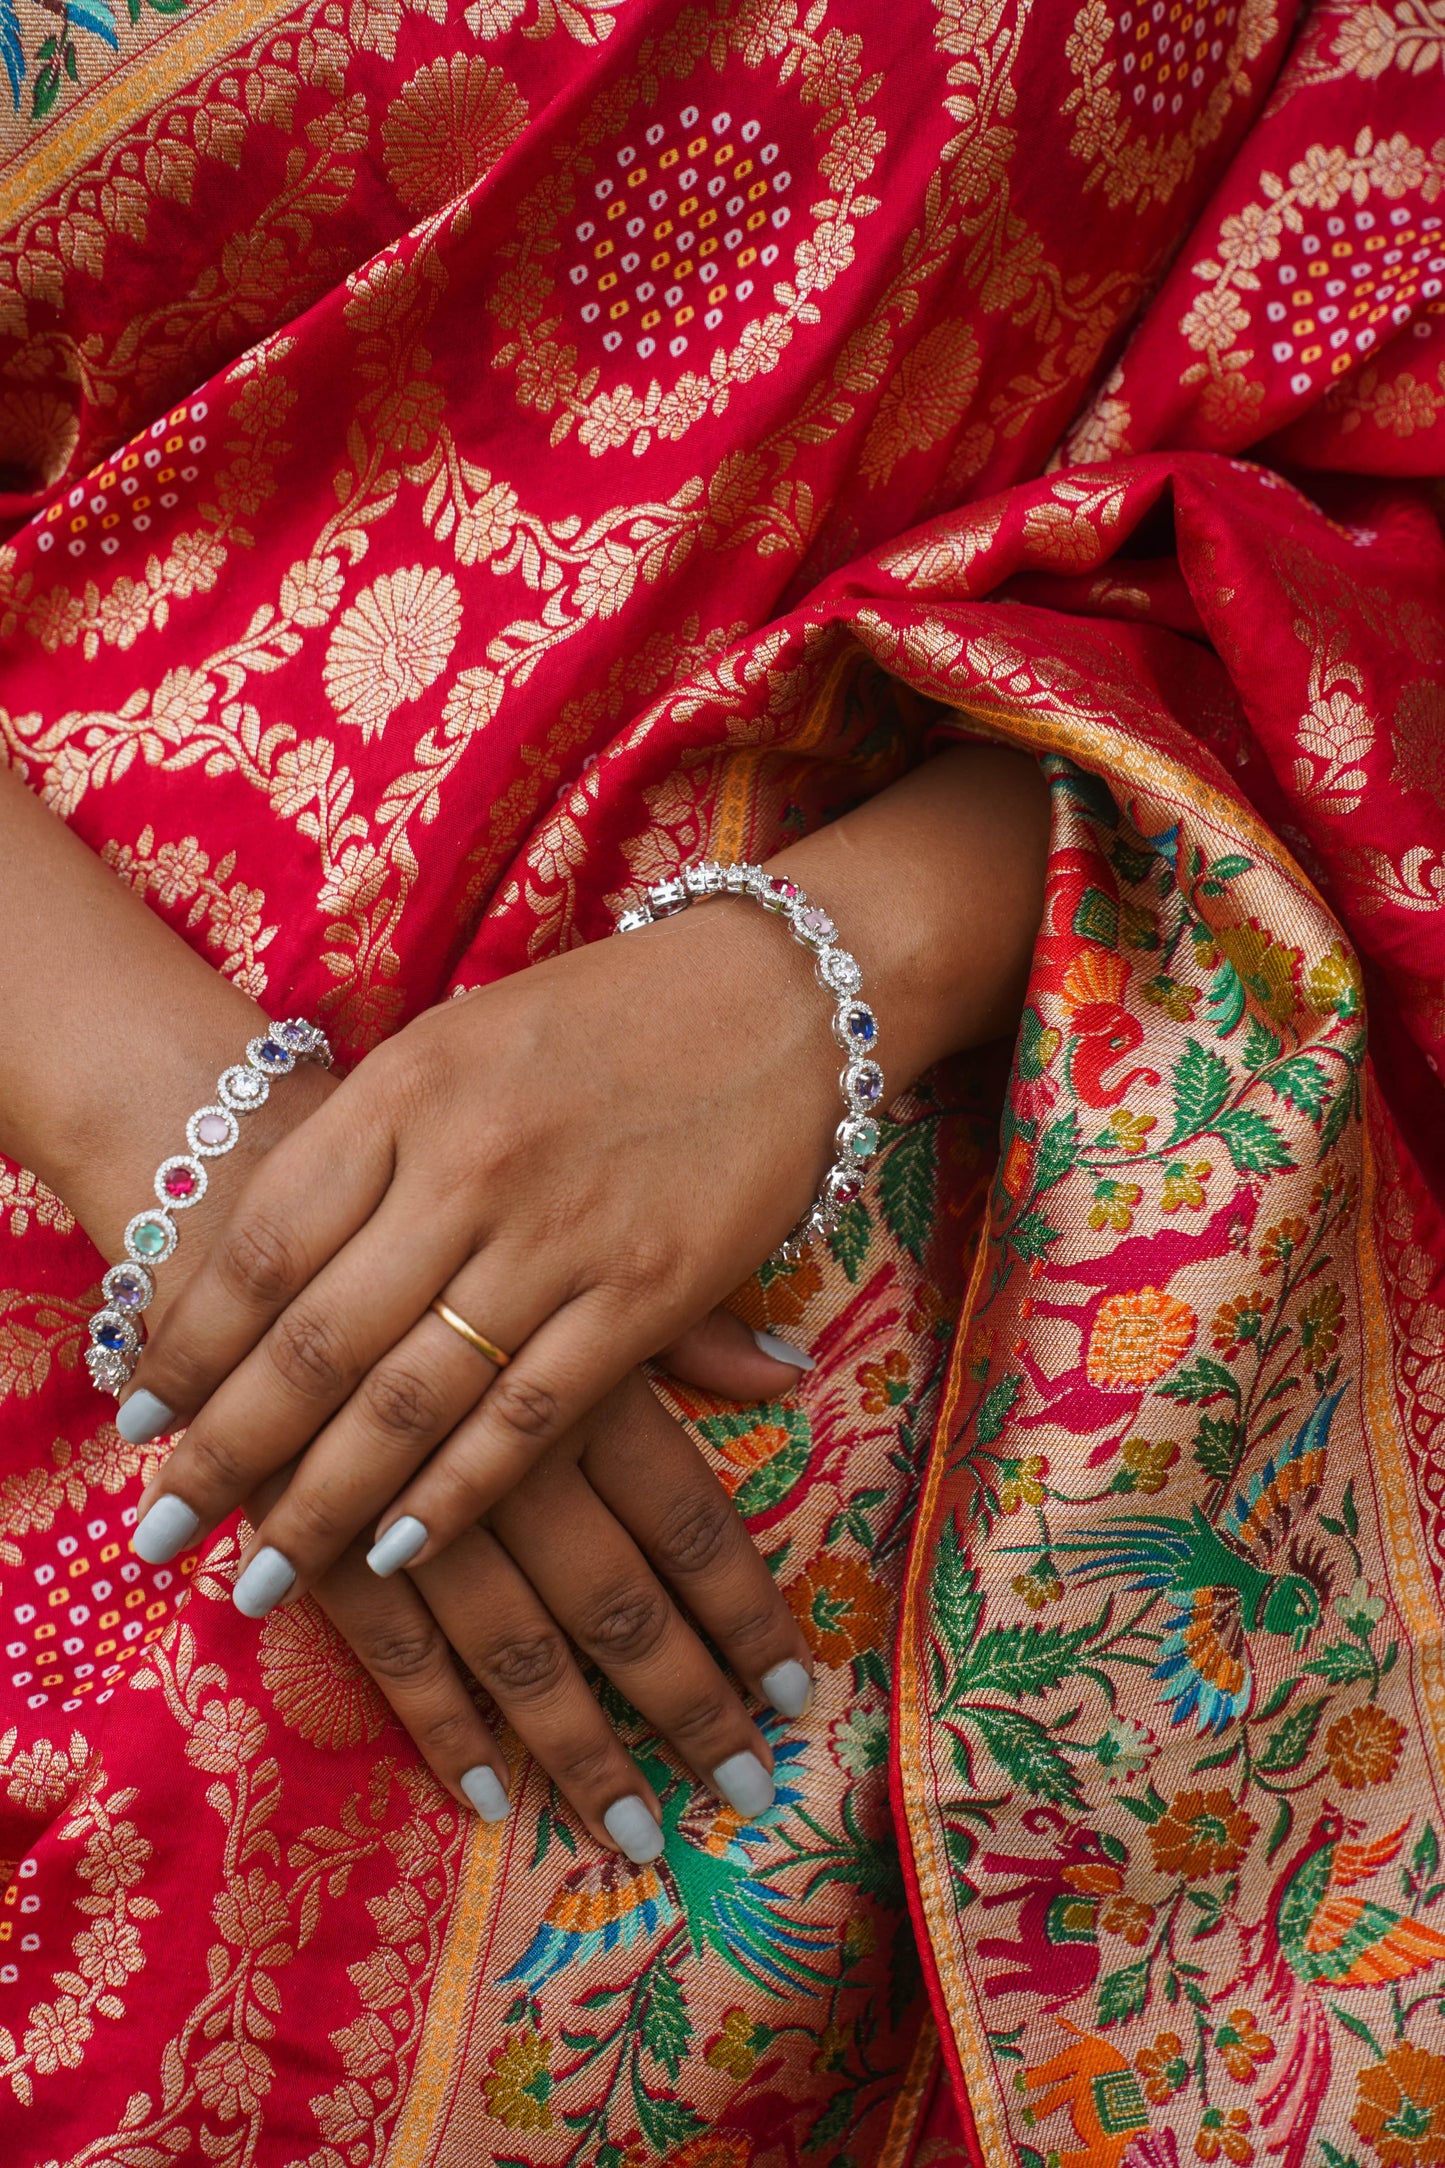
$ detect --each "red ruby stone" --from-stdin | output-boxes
[164,1166,197,1199]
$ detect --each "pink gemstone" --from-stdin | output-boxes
[164,1166,197,1199]
[196,1113,230,1147]
[802,907,835,938]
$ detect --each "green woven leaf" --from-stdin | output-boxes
[1213,1107,1294,1172]
[974,1371,1022,1447]
[1166,1039,1231,1145]
[1097,1959,1150,2026]
[1010,1212,1062,1261]
[1158,1357,1237,1405]
[957,1617,1098,1701]
[827,1198,872,1281]
[1073,887,1119,946]
[1257,1697,1326,1772]
[960,1705,1083,1805]
[1243,1016,1282,1072]
[881,1120,937,1264]
[932,1521,984,1652]
[1302,1639,1373,1685]
[645,1956,693,2080]
[1035,1110,1080,1193]
[1268,1055,1330,1123]
[1193,1413,1241,1480]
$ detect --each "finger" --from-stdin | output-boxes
[490,1455,777,1820]
[117,1079,396,1446]
[657,1305,815,1399]
[582,1375,814,1722]
[368,1290,649,1570]
[128,1200,486,1577]
[214,1247,569,1610]
[313,1539,513,1823]
[413,1522,668,1862]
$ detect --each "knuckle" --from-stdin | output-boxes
[413,1706,473,1758]
[358,1622,450,1691]
[186,1428,251,1495]
[361,1361,447,1446]
[664,1689,734,1749]
[487,1373,561,1447]
[719,1600,789,1658]
[278,1485,346,1549]
[574,1583,670,1668]
[217,1213,303,1310]
[552,1737,621,1795]
[476,1628,568,1702]
[649,1491,738,1580]
[268,1305,349,1400]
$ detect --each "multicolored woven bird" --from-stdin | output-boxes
[502,1731,832,1995]
[1054,1389,1341,1732]
[1236,1807,1445,2168]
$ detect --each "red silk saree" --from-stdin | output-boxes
[0,1,1443,2163]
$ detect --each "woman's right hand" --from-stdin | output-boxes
[291,1365,813,1860]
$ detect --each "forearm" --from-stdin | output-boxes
[0,763,333,1259]
[768,742,1050,1086]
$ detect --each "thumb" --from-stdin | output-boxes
[656,1305,814,1400]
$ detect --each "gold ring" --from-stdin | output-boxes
[429,1299,511,1369]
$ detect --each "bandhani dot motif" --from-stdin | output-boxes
[7,1514,193,1714]
[1117,0,1242,124]
[1265,209,1445,402]
[568,107,789,363]
[36,397,210,562]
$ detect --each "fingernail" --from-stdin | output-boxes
[752,1329,815,1372]
[115,1390,176,1445]
[460,1765,510,1822]
[131,1494,201,1566]
[233,1546,296,1619]
[603,1795,665,1864]
[366,1516,428,1577]
[761,1660,812,1719]
[712,1750,775,1820]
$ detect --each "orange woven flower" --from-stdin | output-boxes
[1149,1788,1258,1879]
[1259,1216,1309,1274]
[1100,1893,1155,1946]
[1087,1288,1196,1388]
[666,2137,753,2168]
[1138,2031,1190,2103]
[786,1553,889,1664]
[1214,2007,1275,2082]
[1325,1705,1405,1790]
[858,1348,910,1413]
[1353,2041,1445,2168]
[1299,1282,1344,1362]
[1197,2106,1254,2163]
[1211,1289,1272,1359]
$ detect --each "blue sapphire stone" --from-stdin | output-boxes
[259,1039,287,1066]
[849,1010,876,1043]
[95,1324,127,1351]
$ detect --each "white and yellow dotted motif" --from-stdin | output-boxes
[1264,208,1445,397]
[489,2,884,457]
[568,106,790,368]
[35,399,209,563]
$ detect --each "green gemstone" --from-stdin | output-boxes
[133,1221,167,1256]
[851,1121,879,1159]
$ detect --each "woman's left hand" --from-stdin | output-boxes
[124,890,836,1608]
[122,745,1048,1611]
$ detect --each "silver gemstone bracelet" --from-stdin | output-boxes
[613,860,884,1265]
[85,1017,332,1400]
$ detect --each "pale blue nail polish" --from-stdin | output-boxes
[116,1390,175,1445]
[713,1750,775,1819]
[233,1546,296,1619]
[131,1494,200,1566]
[761,1660,812,1719]
[603,1795,664,1863]
[460,1766,510,1821]
[366,1516,428,1578]
[752,1329,815,1372]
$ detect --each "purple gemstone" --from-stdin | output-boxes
[858,1071,881,1102]
[278,1020,306,1046]
[110,1271,146,1309]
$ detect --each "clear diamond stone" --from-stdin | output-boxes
[819,948,862,996]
